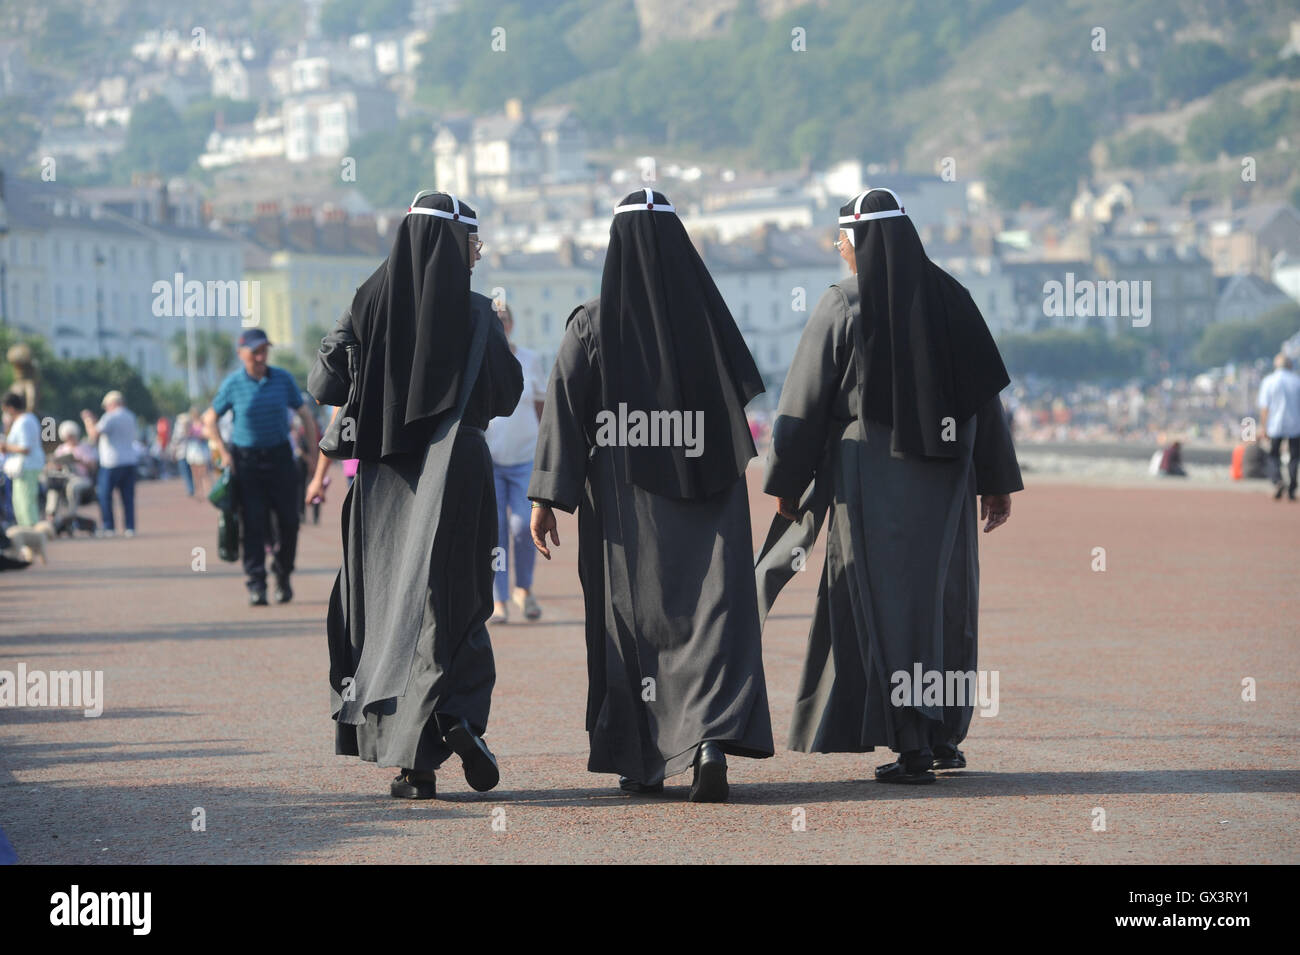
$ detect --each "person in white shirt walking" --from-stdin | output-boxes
[1,392,46,527]
[1257,352,1300,501]
[485,305,547,622]
[82,390,140,535]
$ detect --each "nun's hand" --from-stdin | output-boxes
[531,504,559,560]
[980,494,1011,533]
[305,477,325,508]
[777,497,799,521]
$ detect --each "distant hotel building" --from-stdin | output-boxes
[0,175,244,383]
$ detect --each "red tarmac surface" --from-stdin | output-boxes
[1,468,1297,864]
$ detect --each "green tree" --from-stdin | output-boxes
[1109,129,1177,169]
[148,377,192,418]
[996,328,1144,381]
[1184,98,1271,161]
[0,97,40,171]
[168,329,234,392]
[1155,41,1248,104]
[1194,304,1300,367]
[182,98,260,158]
[115,96,195,178]
[343,119,433,209]
[984,99,1095,209]
[33,356,157,424]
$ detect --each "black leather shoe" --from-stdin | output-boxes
[390,769,437,799]
[249,589,269,607]
[274,580,293,604]
[619,776,664,795]
[444,718,500,792]
[875,749,936,784]
[689,741,729,803]
[932,743,967,770]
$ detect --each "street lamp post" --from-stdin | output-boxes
[0,227,8,329]
[95,248,106,357]
[0,168,8,328]
[180,247,200,399]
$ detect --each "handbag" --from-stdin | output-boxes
[217,506,240,562]
[2,455,23,480]
[318,343,360,460]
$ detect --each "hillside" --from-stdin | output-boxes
[2,0,1298,208]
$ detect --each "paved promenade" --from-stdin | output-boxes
[1,468,1297,863]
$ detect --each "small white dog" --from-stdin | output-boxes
[2,521,53,564]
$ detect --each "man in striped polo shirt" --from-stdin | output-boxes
[204,329,319,606]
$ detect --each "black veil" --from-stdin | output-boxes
[597,188,764,500]
[842,187,1010,459]
[346,190,479,459]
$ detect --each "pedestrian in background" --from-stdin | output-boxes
[171,411,195,496]
[1258,352,1300,501]
[1,392,45,527]
[81,390,138,538]
[205,329,318,606]
[485,304,547,623]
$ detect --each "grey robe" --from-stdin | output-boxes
[529,302,774,784]
[311,292,523,771]
[757,278,1022,755]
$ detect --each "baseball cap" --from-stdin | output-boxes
[238,329,270,349]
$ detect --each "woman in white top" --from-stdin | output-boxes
[2,391,46,527]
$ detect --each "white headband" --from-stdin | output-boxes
[406,191,478,227]
[614,187,675,214]
[839,188,906,246]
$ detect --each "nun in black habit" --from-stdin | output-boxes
[756,188,1023,784]
[528,188,774,802]
[306,191,523,799]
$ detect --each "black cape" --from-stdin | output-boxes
[530,301,773,783]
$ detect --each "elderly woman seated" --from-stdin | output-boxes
[44,420,99,533]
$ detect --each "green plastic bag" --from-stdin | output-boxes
[208,468,235,509]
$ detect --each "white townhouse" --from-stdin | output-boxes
[0,177,244,383]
